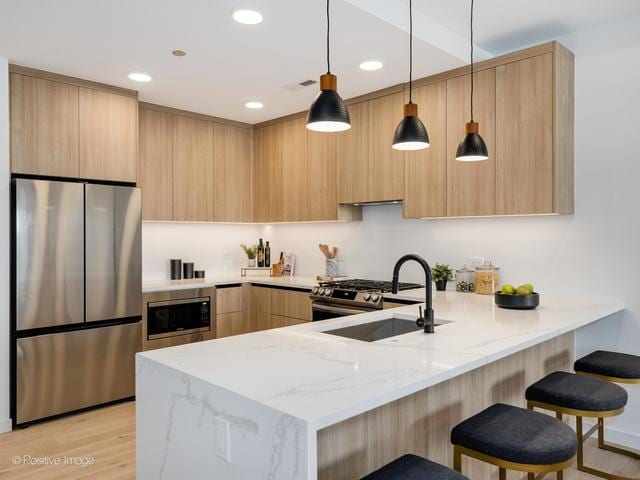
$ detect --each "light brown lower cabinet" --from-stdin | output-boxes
[244,285,311,334]
[216,285,248,338]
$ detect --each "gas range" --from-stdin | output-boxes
[310,278,423,320]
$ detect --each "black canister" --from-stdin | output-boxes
[183,262,194,279]
[170,259,182,280]
[194,270,205,279]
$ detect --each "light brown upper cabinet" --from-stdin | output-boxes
[307,129,338,221]
[337,101,370,204]
[403,81,447,218]
[495,53,556,214]
[138,108,173,221]
[281,117,308,222]
[10,67,137,182]
[253,123,283,223]
[337,92,405,204]
[368,92,405,202]
[213,123,253,222]
[446,69,496,217]
[79,88,138,182]
[10,73,80,177]
[172,115,214,222]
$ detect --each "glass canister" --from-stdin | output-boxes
[455,265,475,293]
[475,261,500,295]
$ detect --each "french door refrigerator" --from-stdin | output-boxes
[12,178,142,426]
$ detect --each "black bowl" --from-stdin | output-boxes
[495,292,540,310]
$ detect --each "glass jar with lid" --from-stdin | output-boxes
[455,265,475,293]
[475,261,500,295]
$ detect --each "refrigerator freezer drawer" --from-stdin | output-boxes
[16,322,141,424]
[15,179,85,330]
[85,184,142,322]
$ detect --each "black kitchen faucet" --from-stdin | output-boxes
[391,254,435,334]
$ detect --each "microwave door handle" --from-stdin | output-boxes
[312,303,366,316]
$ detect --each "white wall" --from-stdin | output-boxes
[142,222,262,281]
[135,16,640,446]
[0,57,11,432]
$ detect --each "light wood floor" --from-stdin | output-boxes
[0,401,637,479]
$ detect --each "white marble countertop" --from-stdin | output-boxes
[138,291,624,431]
[142,275,429,303]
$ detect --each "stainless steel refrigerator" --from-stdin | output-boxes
[12,178,142,425]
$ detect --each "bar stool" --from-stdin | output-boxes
[576,351,640,475]
[526,370,636,479]
[451,403,577,480]
[361,454,469,479]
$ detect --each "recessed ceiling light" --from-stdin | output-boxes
[233,9,263,25]
[359,60,383,71]
[128,71,152,82]
[172,50,186,57]
[244,101,264,109]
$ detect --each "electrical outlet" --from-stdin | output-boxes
[214,416,231,463]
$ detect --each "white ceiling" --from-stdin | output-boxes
[1,0,638,123]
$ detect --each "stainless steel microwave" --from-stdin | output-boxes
[142,287,215,350]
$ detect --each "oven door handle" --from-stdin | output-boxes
[312,303,368,316]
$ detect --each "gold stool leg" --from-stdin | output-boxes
[576,415,640,480]
[499,467,506,480]
[597,416,640,461]
[453,446,462,473]
[528,473,535,480]
[557,471,563,480]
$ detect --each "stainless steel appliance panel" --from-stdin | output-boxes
[86,184,142,322]
[16,322,141,424]
[15,179,85,331]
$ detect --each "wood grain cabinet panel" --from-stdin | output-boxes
[248,285,272,332]
[270,288,312,322]
[368,92,405,202]
[281,117,308,222]
[337,101,370,204]
[253,124,283,222]
[496,53,554,214]
[216,286,245,314]
[216,312,247,338]
[403,81,447,218]
[446,69,496,217]
[138,108,173,220]
[307,129,338,221]
[172,115,214,221]
[10,73,79,177]
[79,88,138,182]
[213,124,253,222]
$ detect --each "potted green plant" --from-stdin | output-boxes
[432,263,453,291]
[240,244,258,267]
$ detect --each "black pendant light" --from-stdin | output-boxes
[456,0,488,161]
[392,0,429,151]
[306,0,351,132]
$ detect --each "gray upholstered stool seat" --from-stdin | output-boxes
[526,371,628,412]
[362,454,469,480]
[451,403,577,466]
[574,350,640,381]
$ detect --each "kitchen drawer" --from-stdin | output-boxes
[216,285,245,314]
[270,288,312,321]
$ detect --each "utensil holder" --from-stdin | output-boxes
[326,259,339,277]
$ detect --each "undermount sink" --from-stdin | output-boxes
[323,317,450,342]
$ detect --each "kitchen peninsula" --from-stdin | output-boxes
[136,292,624,480]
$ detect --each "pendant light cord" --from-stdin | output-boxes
[409,0,413,103]
[326,0,331,73]
[470,0,475,121]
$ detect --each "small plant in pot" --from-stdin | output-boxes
[240,244,258,267]
[432,263,453,291]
